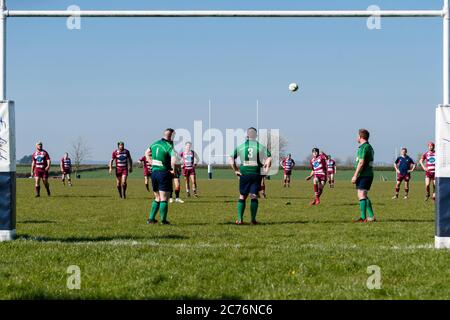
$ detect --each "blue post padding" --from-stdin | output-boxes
[436,177,450,237]
[0,172,16,230]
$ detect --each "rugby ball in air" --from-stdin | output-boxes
[289,83,299,92]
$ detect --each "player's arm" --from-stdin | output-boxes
[109,157,114,174]
[352,159,365,184]
[409,162,416,173]
[280,159,285,169]
[45,158,51,172]
[263,156,272,175]
[31,158,35,176]
[229,148,241,176]
[394,161,399,174]
[194,151,200,167]
[419,156,427,171]
[334,162,337,174]
[60,160,64,173]
[292,160,296,169]
[128,153,133,173]
[170,154,177,175]
[306,170,314,181]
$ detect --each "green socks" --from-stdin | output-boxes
[366,198,374,219]
[237,199,246,221]
[250,199,258,221]
[359,199,367,220]
[359,198,375,220]
[149,200,160,220]
[160,201,168,221]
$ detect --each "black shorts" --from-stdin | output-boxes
[173,168,181,179]
[239,174,262,196]
[151,170,173,192]
[356,176,374,191]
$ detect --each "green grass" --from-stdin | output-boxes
[0,173,447,300]
[77,167,405,181]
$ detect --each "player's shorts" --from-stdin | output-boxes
[355,176,374,191]
[173,168,181,179]
[314,174,327,182]
[151,170,173,192]
[182,168,196,177]
[239,174,262,196]
[284,170,292,176]
[327,170,335,176]
[426,171,435,179]
[397,173,410,182]
[62,169,71,175]
[144,168,152,177]
[115,167,128,178]
[34,170,49,179]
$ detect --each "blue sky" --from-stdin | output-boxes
[6,0,444,163]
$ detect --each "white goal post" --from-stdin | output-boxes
[0,0,449,248]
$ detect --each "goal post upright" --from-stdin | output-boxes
[0,1,449,247]
[435,0,450,249]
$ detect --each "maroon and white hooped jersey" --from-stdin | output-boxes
[327,159,336,173]
[61,157,72,171]
[139,156,152,173]
[310,156,327,176]
[179,150,196,169]
[112,149,131,169]
[282,158,295,171]
[32,150,50,170]
[421,151,436,173]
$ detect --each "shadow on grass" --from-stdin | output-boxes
[52,195,112,199]
[13,293,243,300]
[333,202,387,207]
[18,233,189,243]
[19,220,56,224]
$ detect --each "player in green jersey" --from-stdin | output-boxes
[229,127,272,225]
[146,128,177,225]
[351,129,376,222]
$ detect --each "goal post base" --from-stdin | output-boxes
[435,236,450,249]
[0,229,15,241]
[0,101,16,242]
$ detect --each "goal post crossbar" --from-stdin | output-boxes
[4,10,445,18]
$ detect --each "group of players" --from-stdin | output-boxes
[29,129,436,224]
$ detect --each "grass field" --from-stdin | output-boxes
[0,170,448,300]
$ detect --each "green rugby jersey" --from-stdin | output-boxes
[231,139,271,175]
[356,142,374,177]
[150,139,175,172]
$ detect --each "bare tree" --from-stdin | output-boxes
[262,130,288,157]
[71,137,91,176]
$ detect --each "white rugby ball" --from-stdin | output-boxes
[289,83,299,92]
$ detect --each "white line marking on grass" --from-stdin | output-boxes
[15,237,435,250]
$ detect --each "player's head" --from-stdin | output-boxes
[358,129,370,143]
[401,148,407,156]
[247,127,257,140]
[327,154,331,160]
[117,141,124,150]
[36,141,43,151]
[164,128,175,142]
[287,153,292,159]
[64,152,69,158]
[312,148,319,157]
[428,141,435,151]
[185,142,192,151]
